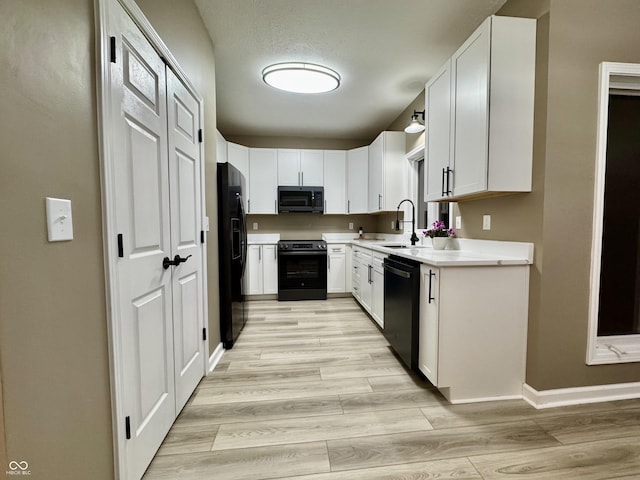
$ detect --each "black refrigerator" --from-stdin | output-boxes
[217,162,248,349]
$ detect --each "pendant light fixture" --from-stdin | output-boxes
[262,62,341,94]
[404,110,426,134]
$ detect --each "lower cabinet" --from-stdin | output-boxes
[245,244,278,295]
[418,263,529,403]
[351,246,386,327]
[327,244,347,293]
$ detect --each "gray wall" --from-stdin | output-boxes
[0,0,218,477]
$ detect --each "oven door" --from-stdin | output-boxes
[278,251,327,300]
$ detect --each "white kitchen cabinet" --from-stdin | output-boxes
[370,252,386,328]
[425,15,536,202]
[249,148,277,214]
[418,263,529,403]
[228,142,250,210]
[347,146,368,214]
[323,150,347,214]
[262,244,278,294]
[277,149,324,186]
[367,131,406,213]
[327,244,346,293]
[424,61,452,201]
[352,246,387,327]
[245,244,278,295]
[246,245,264,295]
[216,129,228,164]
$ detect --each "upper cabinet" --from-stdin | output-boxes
[425,15,536,202]
[277,149,324,186]
[368,131,406,213]
[248,148,277,214]
[323,150,347,214]
[347,146,368,214]
[227,142,249,210]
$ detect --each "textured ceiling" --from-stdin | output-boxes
[195,0,508,141]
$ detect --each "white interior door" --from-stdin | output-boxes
[109,3,176,479]
[166,67,205,412]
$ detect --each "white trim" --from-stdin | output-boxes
[447,394,524,405]
[95,0,208,478]
[523,382,640,409]
[406,144,425,162]
[208,343,225,373]
[587,62,640,365]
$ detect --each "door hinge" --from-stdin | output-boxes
[109,36,116,63]
[201,230,205,244]
[117,234,124,258]
[202,328,207,341]
[198,129,203,143]
[125,416,131,440]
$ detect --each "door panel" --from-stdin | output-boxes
[166,67,205,413]
[110,2,175,479]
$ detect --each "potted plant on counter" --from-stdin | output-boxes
[423,220,456,250]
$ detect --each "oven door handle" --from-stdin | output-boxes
[278,251,327,256]
[383,263,411,279]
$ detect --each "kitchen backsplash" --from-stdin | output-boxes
[247,212,403,240]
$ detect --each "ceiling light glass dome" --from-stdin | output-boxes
[262,62,341,94]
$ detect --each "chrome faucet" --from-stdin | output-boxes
[395,199,420,246]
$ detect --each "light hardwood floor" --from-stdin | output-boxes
[143,298,640,480]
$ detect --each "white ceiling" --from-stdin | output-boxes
[194,0,508,141]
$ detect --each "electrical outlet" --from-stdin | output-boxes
[391,221,395,230]
[348,222,354,230]
[455,216,461,229]
[253,222,258,230]
[482,215,491,230]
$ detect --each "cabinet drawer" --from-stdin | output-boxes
[328,244,346,254]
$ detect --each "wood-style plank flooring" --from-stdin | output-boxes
[143,298,640,479]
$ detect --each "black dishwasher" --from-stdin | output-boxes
[383,255,421,370]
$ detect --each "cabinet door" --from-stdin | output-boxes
[249,148,277,214]
[216,129,228,164]
[246,245,263,295]
[228,142,249,210]
[277,149,300,186]
[368,133,384,213]
[300,150,324,186]
[262,244,278,294]
[323,150,346,214]
[327,250,346,293]
[371,268,384,328]
[451,19,490,197]
[347,146,368,214]
[419,266,439,385]
[425,61,452,202]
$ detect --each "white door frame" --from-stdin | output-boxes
[94,0,209,478]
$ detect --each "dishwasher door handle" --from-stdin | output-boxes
[383,263,411,279]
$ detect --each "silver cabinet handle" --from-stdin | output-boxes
[328,255,331,270]
[378,194,382,210]
[258,246,261,261]
[347,200,350,213]
[324,200,327,213]
[248,199,251,213]
[298,171,301,185]
[301,171,304,185]
[274,246,277,260]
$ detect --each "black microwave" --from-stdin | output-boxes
[278,186,324,213]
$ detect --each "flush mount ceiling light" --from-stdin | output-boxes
[262,62,341,94]
[404,110,426,134]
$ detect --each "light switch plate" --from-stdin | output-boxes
[482,214,491,231]
[455,216,462,229]
[348,222,354,230]
[253,222,258,230]
[46,197,73,241]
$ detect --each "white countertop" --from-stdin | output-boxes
[247,233,280,245]
[351,237,534,267]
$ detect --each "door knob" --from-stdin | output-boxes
[162,254,192,269]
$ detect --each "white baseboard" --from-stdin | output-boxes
[208,342,224,373]
[523,381,640,409]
